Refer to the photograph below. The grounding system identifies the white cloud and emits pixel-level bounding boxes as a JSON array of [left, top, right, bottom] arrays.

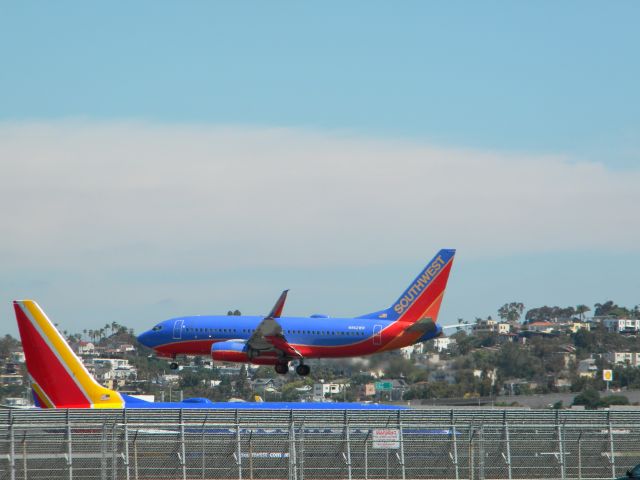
[[0, 120, 638, 274]]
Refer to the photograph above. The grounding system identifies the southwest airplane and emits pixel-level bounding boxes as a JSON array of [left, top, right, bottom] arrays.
[[137, 249, 455, 376], [13, 299, 401, 409]]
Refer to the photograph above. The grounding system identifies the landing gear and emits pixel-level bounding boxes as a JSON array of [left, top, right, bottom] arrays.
[[169, 362, 179, 370], [295, 364, 310, 376], [274, 362, 289, 375]]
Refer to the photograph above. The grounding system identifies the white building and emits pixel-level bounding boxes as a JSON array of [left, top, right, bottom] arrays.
[[527, 322, 556, 334], [313, 382, 349, 400], [497, 323, 511, 335], [3, 397, 31, 408], [76, 342, 95, 355], [159, 374, 181, 385], [602, 319, 640, 334], [91, 358, 137, 382], [606, 352, 640, 367], [0, 374, 23, 386], [9, 351, 25, 363], [92, 358, 131, 370], [400, 342, 427, 358], [577, 358, 598, 378], [433, 337, 455, 352]]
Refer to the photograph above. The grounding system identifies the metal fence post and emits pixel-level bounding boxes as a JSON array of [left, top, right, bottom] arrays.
[[556, 419, 566, 480], [123, 410, 131, 480], [180, 409, 187, 480], [101, 420, 107, 480], [111, 421, 118, 480], [608, 411, 616, 479], [450, 413, 459, 480], [299, 419, 305, 480], [132, 429, 139, 480], [503, 419, 512, 480], [478, 425, 485, 480], [345, 413, 352, 480], [449, 409, 460, 480], [248, 432, 253, 480], [289, 417, 298, 480], [469, 427, 475, 480], [66, 410, 73, 480], [21, 431, 27, 480], [398, 411, 406, 480], [235, 410, 242, 480], [201, 414, 208, 480], [9, 410, 15, 480], [364, 430, 370, 480], [577, 431, 583, 480]]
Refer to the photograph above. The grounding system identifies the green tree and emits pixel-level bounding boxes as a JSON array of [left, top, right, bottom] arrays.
[[498, 302, 525, 323], [573, 388, 602, 409], [576, 305, 590, 321]]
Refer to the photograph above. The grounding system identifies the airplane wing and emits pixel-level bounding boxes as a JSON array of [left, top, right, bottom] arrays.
[[247, 290, 303, 359]]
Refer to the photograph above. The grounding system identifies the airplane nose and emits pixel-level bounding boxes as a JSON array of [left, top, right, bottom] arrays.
[[137, 330, 153, 347]]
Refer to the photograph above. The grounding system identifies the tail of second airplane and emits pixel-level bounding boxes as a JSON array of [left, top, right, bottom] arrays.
[[358, 249, 456, 324], [13, 300, 125, 408]]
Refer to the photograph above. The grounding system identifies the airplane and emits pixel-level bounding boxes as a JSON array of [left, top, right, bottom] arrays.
[[12, 299, 403, 409], [137, 249, 456, 376]]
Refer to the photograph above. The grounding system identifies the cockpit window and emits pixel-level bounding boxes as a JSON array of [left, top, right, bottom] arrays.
[[152, 325, 163, 331]]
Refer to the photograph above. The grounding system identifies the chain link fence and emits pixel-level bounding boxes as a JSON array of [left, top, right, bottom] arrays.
[[2, 408, 640, 480]]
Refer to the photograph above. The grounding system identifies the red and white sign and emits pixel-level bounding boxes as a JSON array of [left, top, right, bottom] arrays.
[[372, 428, 400, 449]]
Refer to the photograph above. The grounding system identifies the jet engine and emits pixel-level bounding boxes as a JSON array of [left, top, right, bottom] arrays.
[[211, 341, 278, 365]]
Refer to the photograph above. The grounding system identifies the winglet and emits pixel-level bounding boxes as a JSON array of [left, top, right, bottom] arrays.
[[267, 290, 289, 319]]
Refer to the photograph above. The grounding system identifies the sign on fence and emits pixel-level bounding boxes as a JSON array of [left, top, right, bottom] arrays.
[[372, 428, 400, 449]]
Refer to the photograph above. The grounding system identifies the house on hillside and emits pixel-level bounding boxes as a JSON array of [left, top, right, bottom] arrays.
[[433, 337, 456, 352], [567, 322, 591, 333], [606, 351, 640, 367], [313, 382, 349, 400], [526, 321, 556, 334], [251, 378, 279, 392], [9, 351, 25, 363], [73, 341, 95, 356], [602, 319, 640, 334], [577, 358, 598, 378]]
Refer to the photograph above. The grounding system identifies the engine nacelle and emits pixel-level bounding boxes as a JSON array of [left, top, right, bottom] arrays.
[[210, 341, 279, 365], [211, 341, 248, 363]]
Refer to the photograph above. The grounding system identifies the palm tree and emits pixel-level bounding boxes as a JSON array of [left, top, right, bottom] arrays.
[[83, 329, 87, 340], [576, 305, 590, 322]]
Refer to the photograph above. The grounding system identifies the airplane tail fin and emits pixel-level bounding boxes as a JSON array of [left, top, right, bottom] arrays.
[[13, 300, 124, 409], [357, 249, 456, 324]]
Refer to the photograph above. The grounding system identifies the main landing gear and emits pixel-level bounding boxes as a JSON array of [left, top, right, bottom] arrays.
[[274, 363, 289, 375], [169, 362, 179, 370], [274, 361, 310, 375]]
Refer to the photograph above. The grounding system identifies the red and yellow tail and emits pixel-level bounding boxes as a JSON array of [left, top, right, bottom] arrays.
[[14, 300, 124, 408], [357, 249, 456, 324]]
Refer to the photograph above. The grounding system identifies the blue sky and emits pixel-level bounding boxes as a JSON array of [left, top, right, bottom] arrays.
[[0, 2, 638, 336]]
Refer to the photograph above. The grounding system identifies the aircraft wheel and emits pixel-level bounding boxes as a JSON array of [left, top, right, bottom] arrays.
[[296, 364, 310, 376], [169, 362, 179, 370], [274, 363, 289, 375]]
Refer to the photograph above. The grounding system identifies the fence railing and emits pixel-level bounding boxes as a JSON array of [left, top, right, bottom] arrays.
[[2, 408, 640, 480]]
